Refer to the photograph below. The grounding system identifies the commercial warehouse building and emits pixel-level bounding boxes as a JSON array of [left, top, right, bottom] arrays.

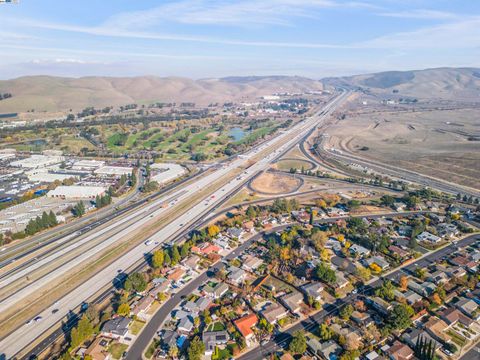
[[10, 155, 65, 169], [94, 166, 133, 177], [151, 163, 186, 184], [47, 185, 107, 200]]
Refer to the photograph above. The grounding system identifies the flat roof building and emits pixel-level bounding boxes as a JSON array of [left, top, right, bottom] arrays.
[[47, 185, 107, 200]]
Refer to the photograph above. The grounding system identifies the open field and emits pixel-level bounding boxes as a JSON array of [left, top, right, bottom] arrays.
[[276, 158, 315, 171], [326, 108, 480, 189], [250, 172, 302, 194]]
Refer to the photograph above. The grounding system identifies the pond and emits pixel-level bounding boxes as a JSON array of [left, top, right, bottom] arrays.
[[228, 127, 247, 141]]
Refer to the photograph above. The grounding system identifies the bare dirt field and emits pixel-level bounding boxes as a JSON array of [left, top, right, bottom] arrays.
[[250, 172, 302, 194], [326, 108, 480, 189]]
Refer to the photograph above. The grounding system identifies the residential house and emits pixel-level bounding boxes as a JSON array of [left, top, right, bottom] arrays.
[[195, 297, 212, 312], [366, 256, 390, 271], [368, 297, 393, 315], [177, 316, 194, 333], [84, 337, 112, 360], [439, 307, 473, 327], [301, 282, 324, 302], [242, 255, 263, 272], [455, 297, 480, 320], [228, 266, 247, 285], [402, 328, 439, 350], [261, 302, 289, 325], [280, 291, 304, 315], [161, 330, 179, 350], [350, 244, 371, 258], [101, 317, 131, 341], [417, 231, 441, 244], [233, 313, 258, 346], [334, 272, 349, 289], [167, 267, 186, 283], [203, 330, 229, 356], [315, 340, 341, 360], [227, 227, 244, 239], [203, 282, 229, 299], [351, 311, 373, 327], [191, 243, 221, 256], [132, 295, 155, 321], [425, 317, 451, 343], [183, 255, 201, 270], [388, 245, 410, 259], [427, 270, 449, 285], [386, 341, 414, 360]]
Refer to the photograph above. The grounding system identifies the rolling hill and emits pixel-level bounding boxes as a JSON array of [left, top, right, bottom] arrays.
[[0, 75, 324, 113], [1, 67, 479, 114], [323, 67, 480, 100]]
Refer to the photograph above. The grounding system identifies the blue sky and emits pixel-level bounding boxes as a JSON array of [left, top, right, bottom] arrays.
[[0, 0, 479, 79]]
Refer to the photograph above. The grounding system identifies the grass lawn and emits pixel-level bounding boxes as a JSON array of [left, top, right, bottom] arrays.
[[130, 319, 146, 335], [109, 342, 128, 359], [207, 321, 226, 332], [276, 158, 314, 171], [212, 346, 232, 360], [146, 300, 161, 315], [145, 339, 160, 359]]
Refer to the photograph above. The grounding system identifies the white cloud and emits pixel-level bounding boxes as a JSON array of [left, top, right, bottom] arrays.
[[358, 16, 480, 49], [376, 9, 459, 20]]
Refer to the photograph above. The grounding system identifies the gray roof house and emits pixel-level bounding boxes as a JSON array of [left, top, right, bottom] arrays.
[[101, 317, 131, 340], [301, 282, 324, 301], [203, 330, 229, 355], [280, 291, 304, 314]]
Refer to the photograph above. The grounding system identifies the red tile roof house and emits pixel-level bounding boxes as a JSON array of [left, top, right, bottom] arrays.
[[191, 243, 221, 256], [386, 341, 414, 360], [233, 313, 258, 346]]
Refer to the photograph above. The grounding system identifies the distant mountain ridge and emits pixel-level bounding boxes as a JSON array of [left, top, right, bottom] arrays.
[[0, 75, 324, 113], [0, 67, 479, 113], [323, 67, 480, 100]]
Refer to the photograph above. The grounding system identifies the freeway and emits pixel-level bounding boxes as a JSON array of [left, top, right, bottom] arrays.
[[0, 91, 350, 358], [238, 233, 480, 360]]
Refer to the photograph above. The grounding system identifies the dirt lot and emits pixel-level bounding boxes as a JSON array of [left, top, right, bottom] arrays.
[[327, 108, 480, 189], [250, 172, 302, 194]]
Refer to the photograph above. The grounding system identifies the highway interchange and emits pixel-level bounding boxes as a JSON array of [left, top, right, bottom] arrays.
[[0, 91, 350, 358]]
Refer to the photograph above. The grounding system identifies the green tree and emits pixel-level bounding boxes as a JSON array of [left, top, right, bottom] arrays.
[[127, 272, 147, 292], [289, 331, 307, 355], [181, 242, 190, 259], [152, 250, 165, 269], [375, 280, 396, 301], [340, 304, 354, 320], [388, 304, 414, 330], [319, 323, 333, 341], [171, 245, 181, 265], [316, 262, 336, 285], [73, 201, 86, 217], [187, 336, 205, 360], [117, 303, 131, 316], [69, 315, 94, 350]]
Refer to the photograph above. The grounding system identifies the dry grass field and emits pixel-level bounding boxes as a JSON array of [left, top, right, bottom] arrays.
[[250, 172, 301, 194], [326, 108, 480, 189]]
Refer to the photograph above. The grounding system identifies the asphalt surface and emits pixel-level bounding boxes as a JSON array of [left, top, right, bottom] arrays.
[[0, 92, 350, 358], [237, 233, 480, 360]]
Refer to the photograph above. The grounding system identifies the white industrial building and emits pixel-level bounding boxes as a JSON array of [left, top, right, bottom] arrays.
[[26, 171, 76, 183], [151, 163, 186, 184], [71, 159, 105, 171], [47, 185, 107, 200], [94, 166, 133, 177], [10, 155, 65, 169]]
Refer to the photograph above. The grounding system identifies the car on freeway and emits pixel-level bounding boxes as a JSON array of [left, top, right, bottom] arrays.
[[34, 316, 42, 322], [145, 240, 153, 246], [52, 309, 59, 314], [26, 319, 33, 326]]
